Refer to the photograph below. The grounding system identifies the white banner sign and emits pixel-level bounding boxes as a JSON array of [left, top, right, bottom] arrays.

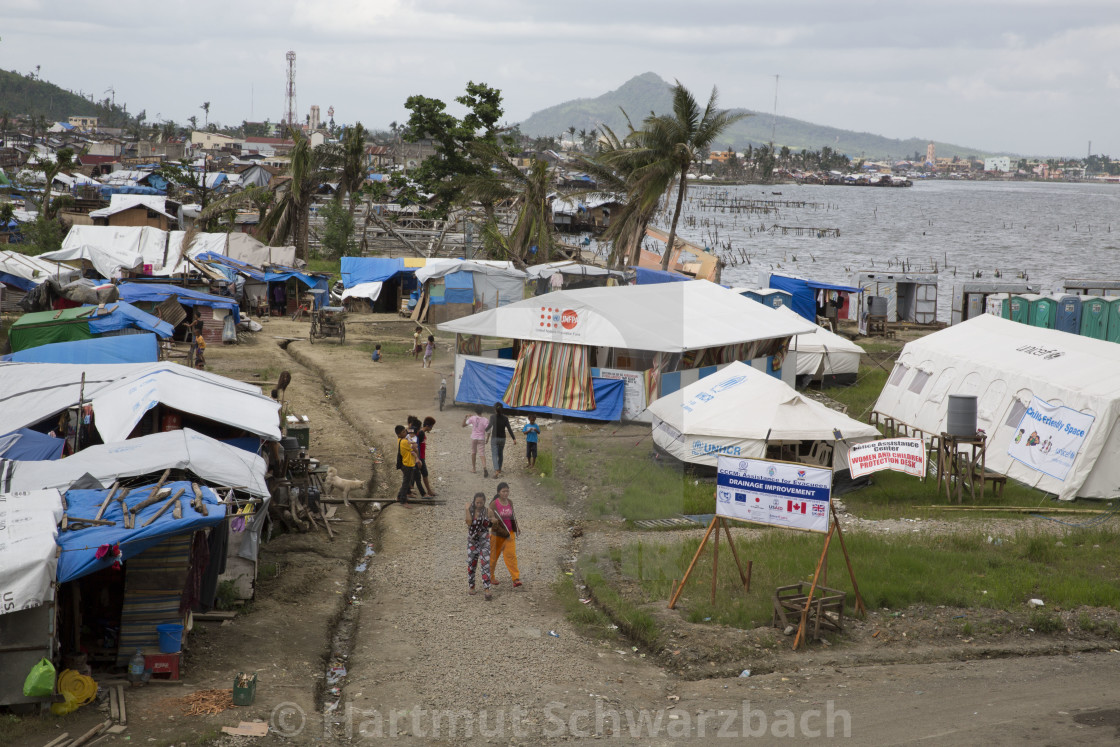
[[716, 456, 832, 533], [592, 367, 647, 421], [1007, 397, 1094, 481], [847, 438, 927, 478]]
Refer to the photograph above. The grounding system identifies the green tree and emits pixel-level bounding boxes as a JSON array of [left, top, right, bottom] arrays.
[[315, 198, 356, 259], [37, 147, 77, 221], [403, 81, 504, 216], [258, 130, 341, 262], [157, 159, 224, 228], [337, 122, 368, 215], [628, 81, 748, 270]]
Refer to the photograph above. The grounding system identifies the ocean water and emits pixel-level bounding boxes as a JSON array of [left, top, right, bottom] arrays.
[[644, 180, 1120, 321]]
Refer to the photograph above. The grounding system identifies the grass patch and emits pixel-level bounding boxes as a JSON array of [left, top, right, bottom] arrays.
[[821, 367, 889, 422], [356, 340, 416, 361], [613, 527, 1120, 631], [306, 257, 341, 285], [582, 563, 662, 650], [533, 451, 567, 504], [553, 573, 614, 638]]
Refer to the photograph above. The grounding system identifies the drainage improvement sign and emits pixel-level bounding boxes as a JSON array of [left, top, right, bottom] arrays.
[[716, 456, 832, 533]]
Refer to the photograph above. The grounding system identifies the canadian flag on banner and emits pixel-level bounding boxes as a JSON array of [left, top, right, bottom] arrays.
[[788, 500, 807, 514]]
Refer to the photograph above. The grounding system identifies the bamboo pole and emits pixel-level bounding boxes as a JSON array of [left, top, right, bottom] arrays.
[[93, 482, 120, 521], [668, 516, 719, 609], [793, 520, 836, 651]]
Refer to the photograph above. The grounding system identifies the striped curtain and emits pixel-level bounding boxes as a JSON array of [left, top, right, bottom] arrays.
[[504, 341, 596, 411]]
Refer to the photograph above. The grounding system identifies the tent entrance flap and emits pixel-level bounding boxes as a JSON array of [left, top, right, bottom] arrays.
[[504, 341, 596, 412]]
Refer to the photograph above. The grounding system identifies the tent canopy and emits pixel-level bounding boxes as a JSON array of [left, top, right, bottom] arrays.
[[767, 272, 862, 321], [6, 333, 160, 364], [8, 303, 173, 352], [873, 314, 1120, 500], [777, 307, 865, 378], [116, 282, 240, 324], [0, 489, 63, 615], [0, 428, 65, 461], [0, 361, 281, 442], [647, 361, 880, 467], [629, 266, 691, 285], [341, 256, 423, 287], [0, 428, 270, 498], [57, 480, 225, 583], [439, 281, 815, 353], [51, 225, 170, 278], [526, 261, 624, 279], [415, 259, 526, 284], [456, 358, 624, 421], [0, 250, 80, 290]]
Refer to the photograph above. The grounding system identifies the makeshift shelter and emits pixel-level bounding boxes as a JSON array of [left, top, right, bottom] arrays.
[[762, 271, 862, 323], [737, 287, 793, 310], [872, 314, 1120, 500], [852, 271, 938, 324], [411, 259, 527, 322], [525, 261, 624, 296], [776, 307, 865, 386], [339, 256, 426, 312], [630, 266, 691, 285], [7, 303, 174, 352], [0, 429, 64, 461], [49, 225, 170, 278], [0, 250, 80, 311], [440, 281, 815, 421], [647, 361, 880, 469], [455, 357, 625, 421], [0, 361, 282, 445], [226, 233, 297, 268], [5, 333, 160, 364], [116, 282, 241, 342]]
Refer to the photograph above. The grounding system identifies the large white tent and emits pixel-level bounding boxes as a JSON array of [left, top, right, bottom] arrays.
[[872, 314, 1120, 500], [0, 429, 269, 498], [779, 307, 865, 384], [648, 361, 880, 468], [0, 361, 281, 442], [0, 489, 63, 615], [48, 225, 169, 278], [439, 280, 815, 352], [0, 250, 80, 287]]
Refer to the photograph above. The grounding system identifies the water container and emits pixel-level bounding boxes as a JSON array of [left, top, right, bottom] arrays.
[[868, 295, 888, 316], [157, 623, 184, 654], [128, 648, 146, 683], [946, 395, 978, 437]]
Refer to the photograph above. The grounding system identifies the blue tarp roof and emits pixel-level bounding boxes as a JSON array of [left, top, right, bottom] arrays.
[[7, 333, 160, 364], [87, 302, 176, 338], [98, 185, 166, 197], [630, 266, 692, 285], [456, 358, 625, 421], [0, 270, 36, 291], [340, 257, 414, 287], [57, 480, 226, 583], [195, 252, 265, 281], [116, 282, 240, 324], [767, 273, 862, 321], [0, 428, 65, 461]]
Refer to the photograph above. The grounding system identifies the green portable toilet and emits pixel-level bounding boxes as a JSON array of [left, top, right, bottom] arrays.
[[1108, 298, 1120, 344], [1006, 294, 1033, 324], [1080, 297, 1109, 340], [1029, 295, 1057, 329]]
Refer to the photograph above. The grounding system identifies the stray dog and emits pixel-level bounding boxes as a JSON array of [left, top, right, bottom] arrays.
[[324, 466, 367, 506]]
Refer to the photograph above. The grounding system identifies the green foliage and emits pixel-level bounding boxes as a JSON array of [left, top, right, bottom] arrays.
[[0, 68, 143, 127], [553, 574, 615, 639], [19, 216, 65, 253], [316, 199, 356, 259], [582, 564, 662, 649]]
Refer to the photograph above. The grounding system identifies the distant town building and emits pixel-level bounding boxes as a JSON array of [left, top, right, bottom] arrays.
[[926, 141, 935, 168], [984, 156, 1012, 172], [69, 115, 99, 129], [309, 105, 321, 131], [191, 131, 241, 150]]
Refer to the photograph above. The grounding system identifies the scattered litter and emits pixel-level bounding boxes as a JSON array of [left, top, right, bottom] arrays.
[[631, 646, 638, 652], [783, 626, 795, 636], [607, 624, 618, 630], [872, 630, 881, 638], [355, 562, 368, 572], [161, 689, 235, 716], [703, 617, 711, 622], [579, 599, 592, 604], [548, 630, 560, 638], [1028, 598, 1045, 608], [221, 721, 269, 737], [326, 664, 347, 685], [364, 545, 376, 557], [952, 615, 966, 619], [739, 670, 751, 678], [615, 650, 629, 656]]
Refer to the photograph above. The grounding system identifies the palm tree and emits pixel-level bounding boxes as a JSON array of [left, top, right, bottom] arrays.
[[38, 148, 77, 221], [201, 102, 210, 127], [336, 122, 367, 216], [567, 126, 576, 150], [631, 82, 748, 270], [258, 130, 341, 261]]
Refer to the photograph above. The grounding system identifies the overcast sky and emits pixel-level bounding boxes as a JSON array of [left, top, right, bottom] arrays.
[[4, 1, 1119, 156]]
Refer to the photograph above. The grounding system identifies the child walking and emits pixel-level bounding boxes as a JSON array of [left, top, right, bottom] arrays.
[[412, 326, 423, 358], [422, 335, 434, 368], [466, 492, 494, 600], [522, 415, 540, 469]]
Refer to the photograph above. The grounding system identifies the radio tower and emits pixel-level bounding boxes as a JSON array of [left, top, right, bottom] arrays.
[[283, 51, 297, 134]]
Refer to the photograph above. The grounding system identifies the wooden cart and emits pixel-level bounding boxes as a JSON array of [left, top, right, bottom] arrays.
[[309, 306, 347, 344]]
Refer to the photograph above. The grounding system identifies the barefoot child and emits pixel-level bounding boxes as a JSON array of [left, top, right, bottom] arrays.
[[522, 415, 540, 469]]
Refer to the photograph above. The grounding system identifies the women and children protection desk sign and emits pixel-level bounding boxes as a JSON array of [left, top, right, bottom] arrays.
[[716, 456, 832, 533]]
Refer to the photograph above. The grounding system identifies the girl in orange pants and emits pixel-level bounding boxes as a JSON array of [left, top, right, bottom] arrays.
[[489, 483, 521, 587]]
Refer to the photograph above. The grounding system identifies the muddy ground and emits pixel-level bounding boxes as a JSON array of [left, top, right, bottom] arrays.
[[11, 313, 1120, 745]]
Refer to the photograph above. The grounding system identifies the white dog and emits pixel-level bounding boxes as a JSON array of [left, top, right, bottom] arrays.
[[324, 466, 367, 506]]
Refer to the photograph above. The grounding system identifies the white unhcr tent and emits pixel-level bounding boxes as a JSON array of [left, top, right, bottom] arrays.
[[648, 362, 880, 469], [0, 250, 80, 287], [872, 314, 1120, 500], [0, 362, 281, 442], [779, 307, 865, 385], [440, 281, 815, 352], [0, 429, 269, 498], [0, 489, 64, 614]]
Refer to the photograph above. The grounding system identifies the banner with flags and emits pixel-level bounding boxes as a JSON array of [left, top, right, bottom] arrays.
[[716, 456, 832, 533], [847, 438, 927, 478]]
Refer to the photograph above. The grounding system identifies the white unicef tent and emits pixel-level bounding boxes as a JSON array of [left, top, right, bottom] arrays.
[[779, 307, 865, 384], [440, 281, 815, 352], [872, 314, 1120, 500], [0, 429, 269, 498], [647, 361, 880, 468], [0, 362, 281, 442]]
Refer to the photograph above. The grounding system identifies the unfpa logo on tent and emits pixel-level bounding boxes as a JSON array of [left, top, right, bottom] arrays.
[[538, 307, 579, 330]]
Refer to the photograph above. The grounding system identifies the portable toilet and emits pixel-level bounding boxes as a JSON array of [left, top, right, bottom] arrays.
[[742, 287, 793, 310], [985, 293, 1008, 317], [1029, 295, 1057, 329], [1051, 294, 1081, 335], [1005, 294, 1032, 324], [1108, 298, 1120, 344], [1080, 297, 1109, 340]]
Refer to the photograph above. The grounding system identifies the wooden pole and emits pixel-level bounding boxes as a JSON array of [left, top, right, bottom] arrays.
[[711, 519, 720, 605], [75, 372, 86, 452], [141, 489, 185, 528], [793, 520, 836, 651], [668, 516, 719, 609], [719, 518, 750, 590], [830, 504, 866, 615], [93, 482, 120, 521]]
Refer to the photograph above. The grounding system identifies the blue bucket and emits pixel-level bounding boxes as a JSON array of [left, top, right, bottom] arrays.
[[156, 623, 184, 654]]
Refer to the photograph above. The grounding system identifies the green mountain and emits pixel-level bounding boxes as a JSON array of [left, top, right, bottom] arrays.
[[0, 68, 137, 127], [517, 72, 989, 161]]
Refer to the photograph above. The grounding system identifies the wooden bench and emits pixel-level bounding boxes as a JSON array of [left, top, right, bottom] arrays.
[[772, 583, 846, 639], [972, 467, 1008, 498]]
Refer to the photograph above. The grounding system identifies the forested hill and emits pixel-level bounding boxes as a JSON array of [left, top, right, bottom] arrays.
[[0, 68, 137, 127], [517, 72, 988, 161]]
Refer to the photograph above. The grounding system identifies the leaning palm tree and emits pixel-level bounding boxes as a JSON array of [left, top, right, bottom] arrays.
[[337, 122, 367, 215], [258, 130, 341, 261], [631, 82, 748, 271]]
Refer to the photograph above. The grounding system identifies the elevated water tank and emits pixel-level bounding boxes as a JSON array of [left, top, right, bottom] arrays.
[[946, 394, 978, 438]]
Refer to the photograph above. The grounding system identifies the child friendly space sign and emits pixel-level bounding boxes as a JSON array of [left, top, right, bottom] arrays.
[[1007, 396, 1094, 481], [716, 456, 832, 533]]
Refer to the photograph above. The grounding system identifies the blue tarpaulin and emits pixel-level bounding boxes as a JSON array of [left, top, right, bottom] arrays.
[[7, 333, 159, 364], [87, 303, 176, 338], [98, 185, 166, 197], [340, 257, 412, 287], [441, 271, 474, 305], [630, 266, 691, 285], [57, 480, 226, 583], [457, 359, 625, 421], [0, 428, 65, 461], [116, 282, 240, 325], [767, 274, 862, 322], [0, 270, 36, 291]]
